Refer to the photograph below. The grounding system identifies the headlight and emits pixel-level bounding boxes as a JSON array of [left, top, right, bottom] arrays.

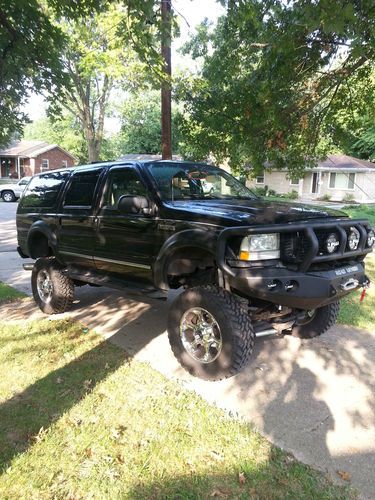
[[326, 233, 340, 254], [367, 229, 375, 248], [347, 227, 360, 251], [239, 233, 280, 261]]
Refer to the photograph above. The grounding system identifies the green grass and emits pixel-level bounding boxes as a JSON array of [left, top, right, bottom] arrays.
[[344, 205, 375, 226], [339, 252, 375, 330], [338, 205, 375, 329], [0, 282, 26, 302], [0, 315, 354, 499]]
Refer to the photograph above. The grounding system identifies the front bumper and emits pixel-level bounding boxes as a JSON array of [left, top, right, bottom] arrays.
[[228, 263, 369, 309]]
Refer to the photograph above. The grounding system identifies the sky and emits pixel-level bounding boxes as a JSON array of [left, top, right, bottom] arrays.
[[23, 0, 225, 124]]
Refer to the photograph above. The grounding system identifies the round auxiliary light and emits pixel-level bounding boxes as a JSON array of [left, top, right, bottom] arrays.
[[326, 233, 340, 254], [367, 229, 375, 248], [347, 227, 360, 251]]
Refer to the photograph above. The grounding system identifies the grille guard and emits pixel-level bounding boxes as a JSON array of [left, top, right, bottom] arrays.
[[217, 218, 373, 277]]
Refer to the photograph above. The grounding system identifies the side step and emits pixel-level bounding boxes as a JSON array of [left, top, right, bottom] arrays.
[[64, 266, 168, 300]]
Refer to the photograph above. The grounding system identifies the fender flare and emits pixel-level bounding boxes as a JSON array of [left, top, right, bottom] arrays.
[[153, 228, 219, 289], [27, 221, 57, 258]]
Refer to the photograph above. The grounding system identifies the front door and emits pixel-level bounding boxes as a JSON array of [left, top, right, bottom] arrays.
[[93, 166, 157, 284], [311, 172, 319, 194], [57, 168, 103, 268]]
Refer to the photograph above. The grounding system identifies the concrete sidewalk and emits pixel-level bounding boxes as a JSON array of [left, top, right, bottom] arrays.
[[1, 203, 375, 498]]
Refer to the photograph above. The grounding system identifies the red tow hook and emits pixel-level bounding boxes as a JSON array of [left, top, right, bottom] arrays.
[[360, 280, 370, 303]]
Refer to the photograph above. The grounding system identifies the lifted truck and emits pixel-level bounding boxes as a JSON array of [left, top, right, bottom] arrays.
[[16, 161, 374, 380]]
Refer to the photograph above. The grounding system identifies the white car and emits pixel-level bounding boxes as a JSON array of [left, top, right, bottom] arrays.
[[0, 177, 31, 202]]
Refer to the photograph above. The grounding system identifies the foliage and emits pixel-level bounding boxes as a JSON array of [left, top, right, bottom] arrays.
[[343, 193, 356, 203], [0, 312, 354, 498], [118, 90, 181, 155], [0, 0, 169, 152], [319, 194, 332, 202], [47, 3, 150, 162], [23, 116, 87, 163], [179, 0, 375, 176]]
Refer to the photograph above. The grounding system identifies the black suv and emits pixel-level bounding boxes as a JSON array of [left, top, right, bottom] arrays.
[[16, 160, 374, 380]]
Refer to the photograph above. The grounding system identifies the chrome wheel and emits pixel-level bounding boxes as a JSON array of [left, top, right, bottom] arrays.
[[36, 270, 53, 303], [180, 307, 222, 364]]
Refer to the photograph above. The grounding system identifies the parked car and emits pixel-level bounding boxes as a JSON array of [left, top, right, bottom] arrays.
[[16, 161, 374, 380], [0, 177, 31, 202]]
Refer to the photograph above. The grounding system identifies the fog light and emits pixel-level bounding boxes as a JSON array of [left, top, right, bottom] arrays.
[[326, 233, 340, 254], [367, 229, 375, 248], [347, 227, 360, 251]]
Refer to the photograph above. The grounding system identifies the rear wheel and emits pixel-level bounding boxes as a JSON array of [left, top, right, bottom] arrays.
[[291, 302, 340, 339], [2, 190, 16, 202], [168, 286, 255, 380], [31, 258, 74, 314]]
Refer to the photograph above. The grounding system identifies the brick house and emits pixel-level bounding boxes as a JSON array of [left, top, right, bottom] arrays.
[[0, 140, 76, 178]]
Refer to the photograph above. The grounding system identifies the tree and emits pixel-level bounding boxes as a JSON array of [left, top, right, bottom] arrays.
[[118, 90, 181, 155], [0, 0, 105, 148], [0, 0, 167, 151], [23, 116, 87, 163], [179, 0, 375, 175]]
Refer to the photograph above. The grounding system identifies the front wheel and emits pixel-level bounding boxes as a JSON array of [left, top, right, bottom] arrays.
[[31, 258, 74, 314], [291, 301, 340, 339], [2, 190, 16, 202], [168, 286, 255, 380]]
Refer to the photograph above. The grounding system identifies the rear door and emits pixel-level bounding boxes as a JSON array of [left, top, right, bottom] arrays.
[[56, 168, 104, 268], [93, 166, 157, 284]]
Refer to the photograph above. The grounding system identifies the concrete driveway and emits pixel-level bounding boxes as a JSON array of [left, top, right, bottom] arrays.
[[1, 201, 374, 498]]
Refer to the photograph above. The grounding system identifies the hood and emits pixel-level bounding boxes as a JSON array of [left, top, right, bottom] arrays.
[[163, 198, 348, 226]]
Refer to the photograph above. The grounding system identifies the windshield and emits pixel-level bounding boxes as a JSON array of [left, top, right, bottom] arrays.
[[146, 163, 257, 201]]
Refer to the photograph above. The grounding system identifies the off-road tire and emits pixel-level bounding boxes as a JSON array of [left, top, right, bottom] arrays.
[[168, 286, 255, 380], [2, 190, 16, 202], [32, 257, 74, 314], [291, 301, 340, 339]]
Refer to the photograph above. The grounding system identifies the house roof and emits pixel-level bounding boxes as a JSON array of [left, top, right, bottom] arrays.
[[0, 140, 76, 159], [317, 154, 375, 171]]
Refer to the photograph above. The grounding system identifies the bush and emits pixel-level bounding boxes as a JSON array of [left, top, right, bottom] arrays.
[[343, 193, 356, 203], [283, 190, 299, 200], [318, 194, 331, 201], [253, 186, 268, 196]]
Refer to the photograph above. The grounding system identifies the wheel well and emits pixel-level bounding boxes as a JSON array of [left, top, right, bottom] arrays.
[[28, 232, 54, 259], [166, 246, 216, 287]]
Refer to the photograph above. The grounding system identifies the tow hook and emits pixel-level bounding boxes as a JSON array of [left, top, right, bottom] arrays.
[[360, 279, 370, 303]]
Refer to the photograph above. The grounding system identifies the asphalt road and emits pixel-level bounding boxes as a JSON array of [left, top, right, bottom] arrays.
[[1, 200, 374, 498]]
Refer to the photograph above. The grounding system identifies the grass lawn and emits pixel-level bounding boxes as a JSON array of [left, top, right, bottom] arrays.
[[0, 293, 353, 498], [0, 282, 26, 302]]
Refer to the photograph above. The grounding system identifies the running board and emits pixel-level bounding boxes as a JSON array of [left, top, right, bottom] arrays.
[[64, 266, 168, 300]]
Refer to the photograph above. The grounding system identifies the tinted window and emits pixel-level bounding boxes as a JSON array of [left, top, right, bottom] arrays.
[[21, 171, 70, 208], [103, 168, 147, 208], [64, 170, 102, 207]]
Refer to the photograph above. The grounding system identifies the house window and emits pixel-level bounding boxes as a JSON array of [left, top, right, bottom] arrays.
[[289, 177, 300, 186], [62, 160, 68, 167], [256, 172, 265, 184], [329, 172, 355, 190], [41, 159, 49, 171]]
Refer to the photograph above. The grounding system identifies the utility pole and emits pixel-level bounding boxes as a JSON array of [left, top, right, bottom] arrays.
[[161, 0, 172, 160]]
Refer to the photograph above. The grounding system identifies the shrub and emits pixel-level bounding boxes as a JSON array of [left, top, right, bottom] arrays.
[[343, 193, 356, 203], [318, 194, 331, 201], [283, 190, 299, 200]]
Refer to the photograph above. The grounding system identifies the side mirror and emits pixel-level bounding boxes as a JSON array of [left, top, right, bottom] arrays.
[[117, 195, 150, 214]]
